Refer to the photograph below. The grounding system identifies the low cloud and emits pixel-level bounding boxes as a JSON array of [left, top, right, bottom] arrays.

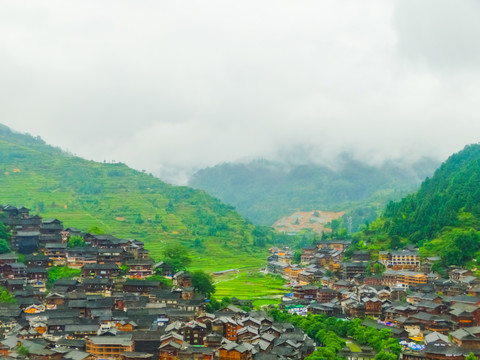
[[1, 0, 479, 184]]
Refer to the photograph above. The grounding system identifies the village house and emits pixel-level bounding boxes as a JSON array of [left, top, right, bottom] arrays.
[[97, 247, 124, 264], [450, 269, 473, 282], [285, 264, 302, 280], [300, 246, 317, 265], [126, 258, 154, 278], [218, 343, 254, 360], [85, 335, 134, 358], [293, 285, 317, 300], [123, 279, 163, 294], [316, 240, 351, 251], [26, 253, 50, 268], [67, 247, 98, 267], [25, 267, 48, 287], [383, 270, 428, 288], [39, 218, 64, 245], [183, 321, 207, 345], [379, 250, 421, 271], [173, 271, 193, 287], [82, 263, 120, 278], [45, 242, 67, 264], [363, 297, 383, 318], [11, 230, 40, 254], [317, 287, 340, 303], [121, 352, 154, 360], [343, 262, 367, 280], [352, 251, 371, 262], [82, 278, 113, 294], [450, 303, 480, 328], [213, 317, 241, 341], [266, 261, 289, 275]]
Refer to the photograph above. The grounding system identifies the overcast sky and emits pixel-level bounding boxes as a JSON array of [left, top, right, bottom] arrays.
[[1, 0, 480, 184]]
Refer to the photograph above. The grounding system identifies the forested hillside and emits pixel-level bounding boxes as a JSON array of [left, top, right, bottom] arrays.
[[364, 144, 480, 267], [0, 124, 272, 271], [189, 156, 438, 228]]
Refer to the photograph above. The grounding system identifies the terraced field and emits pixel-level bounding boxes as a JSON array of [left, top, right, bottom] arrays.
[[212, 270, 286, 305]]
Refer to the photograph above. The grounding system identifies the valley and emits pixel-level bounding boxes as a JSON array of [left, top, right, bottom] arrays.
[[189, 157, 439, 229], [2, 124, 480, 360]]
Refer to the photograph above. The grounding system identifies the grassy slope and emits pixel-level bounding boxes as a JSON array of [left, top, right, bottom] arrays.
[[0, 125, 270, 280]]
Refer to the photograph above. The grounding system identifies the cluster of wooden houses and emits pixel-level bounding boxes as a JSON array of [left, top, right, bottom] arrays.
[[267, 241, 480, 360], [0, 205, 315, 359]]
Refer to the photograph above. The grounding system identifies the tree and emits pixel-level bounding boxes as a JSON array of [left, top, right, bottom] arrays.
[[389, 235, 402, 250], [373, 263, 385, 274], [365, 263, 372, 276], [146, 275, 173, 287], [17, 345, 29, 356], [331, 219, 341, 233], [87, 226, 104, 234], [0, 221, 10, 242], [68, 235, 85, 248], [47, 267, 81, 288], [0, 239, 10, 254], [431, 262, 447, 278], [162, 244, 191, 273], [192, 270, 216, 297], [166, 201, 175, 213], [193, 238, 204, 249], [135, 213, 144, 224], [119, 265, 130, 276], [465, 353, 478, 360], [36, 201, 45, 212], [0, 287, 16, 304]]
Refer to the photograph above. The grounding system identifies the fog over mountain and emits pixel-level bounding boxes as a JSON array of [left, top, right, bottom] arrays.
[[1, 0, 480, 184]]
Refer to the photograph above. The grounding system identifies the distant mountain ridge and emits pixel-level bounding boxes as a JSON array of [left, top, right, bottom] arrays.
[[0, 124, 270, 272], [189, 156, 439, 228]]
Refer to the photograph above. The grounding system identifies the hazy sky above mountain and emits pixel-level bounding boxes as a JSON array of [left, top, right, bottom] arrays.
[[1, 0, 480, 184]]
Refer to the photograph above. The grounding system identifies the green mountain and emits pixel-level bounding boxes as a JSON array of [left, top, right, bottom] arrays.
[[366, 144, 480, 267], [0, 124, 271, 272], [189, 156, 438, 229]]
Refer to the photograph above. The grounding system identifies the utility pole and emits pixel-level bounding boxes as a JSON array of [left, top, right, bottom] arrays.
[[347, 216, 352, 234]]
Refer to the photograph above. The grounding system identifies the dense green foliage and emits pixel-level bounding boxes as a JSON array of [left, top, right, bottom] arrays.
[[382, 144, 480, 242], [189, 156, 437, 227], [465, 353, 478, 360], [47, 266, 81, 287], [0, 220, 10, 241], [364, 144, 480, 267], [17, 346, 30, 356], [0, 221, 11, 253], [191, 270, 216, 297], [0, 239, 10, 254], [67, 235, 86, 248], [0, 287, 16, 304], [205, 296, 234, 313], [162, 244, 192, 273], [0, 124, 274, 272], [269, 309, 401, 360]]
